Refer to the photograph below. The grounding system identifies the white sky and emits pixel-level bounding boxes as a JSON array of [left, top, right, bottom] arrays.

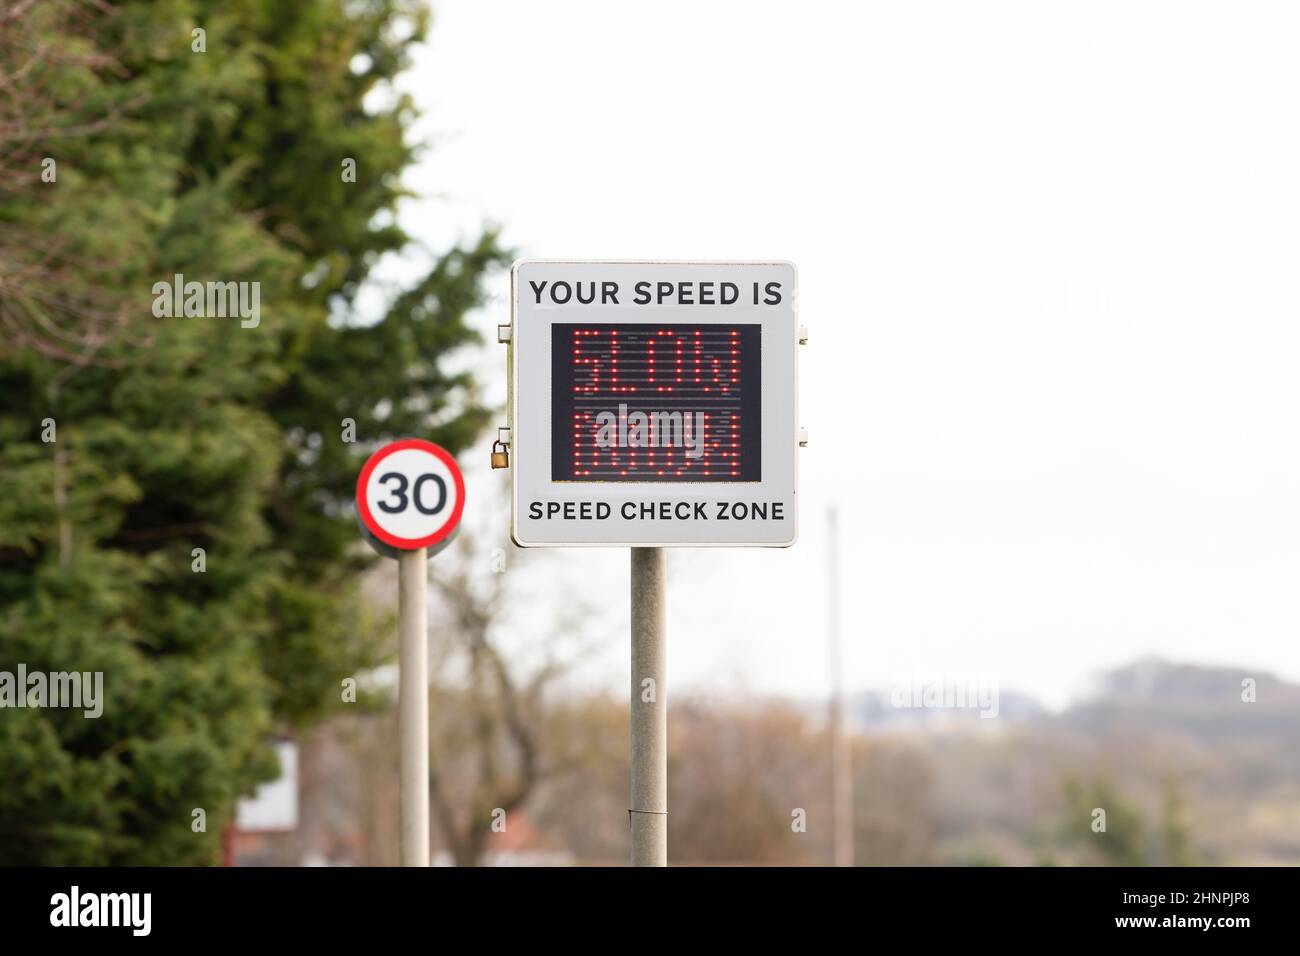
[[385, 1, 1300, 708]]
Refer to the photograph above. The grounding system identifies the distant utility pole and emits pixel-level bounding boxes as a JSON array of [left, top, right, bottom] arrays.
[[827, 506, 854, 866]]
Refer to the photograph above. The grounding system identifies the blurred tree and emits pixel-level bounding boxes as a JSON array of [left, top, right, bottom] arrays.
[[0, 0, 505, 864], [852, 738, 936, 865], [668, 699, 827, 865], [1059, 777, 1147, 866], [423, 529, 595, 867], [525, 693, 629, 863], [0, 0, 148, 364], [1056, 774, 1199, 866]]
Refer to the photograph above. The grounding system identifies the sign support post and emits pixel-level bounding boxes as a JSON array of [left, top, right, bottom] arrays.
[[398, 546, 429, 867], [355, 438, 466, 868], [630, 546, 667, 866]]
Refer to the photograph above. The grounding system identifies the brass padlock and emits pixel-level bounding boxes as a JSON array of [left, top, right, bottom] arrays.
[[490, 439, 509, 469]]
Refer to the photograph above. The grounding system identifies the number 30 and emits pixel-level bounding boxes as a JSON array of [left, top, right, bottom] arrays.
[[377, 472, 447, 515]]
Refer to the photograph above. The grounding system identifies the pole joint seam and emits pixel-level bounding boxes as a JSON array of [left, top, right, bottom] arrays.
[[628, 808, 669, 815]]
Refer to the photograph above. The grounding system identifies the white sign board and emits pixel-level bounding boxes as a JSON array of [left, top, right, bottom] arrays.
[[510, 260, 799, 547]]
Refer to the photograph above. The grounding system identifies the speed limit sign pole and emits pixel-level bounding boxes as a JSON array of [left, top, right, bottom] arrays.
[[356, 438, 466, 868], [397, 545, 429, 866]]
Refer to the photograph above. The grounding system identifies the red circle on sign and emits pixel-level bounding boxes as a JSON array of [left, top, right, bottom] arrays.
[[355, 439, 466, 550]]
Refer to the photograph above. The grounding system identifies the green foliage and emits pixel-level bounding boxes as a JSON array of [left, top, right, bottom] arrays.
[[0, 0, 505, 864], [1060, 777, 1148, 866], [1059, 775, 1198, 867]]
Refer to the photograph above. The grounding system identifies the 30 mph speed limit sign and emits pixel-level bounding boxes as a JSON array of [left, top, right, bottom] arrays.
[[356, 439, 465, 550], [354, 438, 464, 867]]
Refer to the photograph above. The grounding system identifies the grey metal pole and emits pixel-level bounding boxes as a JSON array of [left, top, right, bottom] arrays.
[[828, 507, 855, 866], [630, 546, 668, 866], [398, 547, 429, 867]]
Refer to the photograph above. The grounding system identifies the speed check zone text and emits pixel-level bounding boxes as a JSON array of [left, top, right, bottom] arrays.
[[510, 261, 800, 547]]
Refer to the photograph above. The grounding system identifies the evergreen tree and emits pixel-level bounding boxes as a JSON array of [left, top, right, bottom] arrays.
[[0, 0, 504, 864]]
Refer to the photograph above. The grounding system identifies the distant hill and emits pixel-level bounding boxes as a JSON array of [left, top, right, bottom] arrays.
[[849, 658, 1300, 866], [839, 658, 1299, 745], [1063, 657, 1300, 749]]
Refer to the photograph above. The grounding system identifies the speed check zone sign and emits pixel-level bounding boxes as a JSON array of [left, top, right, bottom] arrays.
[[356, 439, 465, 550], [509, 260, 801, 547]]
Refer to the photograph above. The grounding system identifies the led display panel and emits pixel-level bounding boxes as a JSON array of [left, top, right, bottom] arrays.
[[550, 323, 761, 482]]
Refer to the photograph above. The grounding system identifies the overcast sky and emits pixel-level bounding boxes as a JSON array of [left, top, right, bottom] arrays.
[[382, 1, 1300, 708]]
